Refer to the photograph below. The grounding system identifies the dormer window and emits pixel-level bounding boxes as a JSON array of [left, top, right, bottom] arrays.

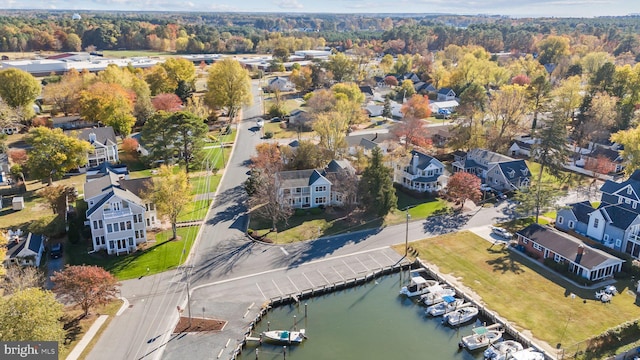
[[508, 170, 515, 178], [521, 169, 528, 176], [628, 187, 633, 195]]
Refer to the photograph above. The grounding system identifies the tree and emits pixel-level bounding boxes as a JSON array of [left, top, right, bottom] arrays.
[[401, 94, 431, 120], [52, 265, 119, 317], [8, 148, 27, 166], [382, 97, 393, 118], [288, 140, 329, 170], [384, 75, 398, 87], [312, 111, 349, 159], [249, 171, 292, 232], [170, 111, 208, 173], [485, 84, 528, 152], [145, 165, 191, 239], [26, 127, 92, 185], [445, 172, 481, 210], [0, 68, 41, 110], [391, 117, 431, 149], [65, 33, 82, 52], [161, 57, 196, 93], [290, 66, 312, 91], [175, 79, 195, 102], [205, 58, 252, 121], [514, 185, 561, 217], [0, 288, 64, 342], [358, 147, 397, 217], [527, 75, 551, 131], [379, 54, 394, 74], [134, 93, 155, 126], [78, 82, 136, 135], [141, 112, 177, 165], [551, 75, 583, 122], [399, 79, 415, 100], [38, 185, 77, 217], [536, 35, 570, 65], [325, 52, 357, 82], [532, 113, 569, 223], [42, 68, 84, 116], [145, 65, 173, 96], [121, 137, 139, 155], [2, 265, 45, 295], [611, 126, 640, 176], [573, 92, 617, 147], [152, 93, 183, 112], [272, 47, 290, 63]]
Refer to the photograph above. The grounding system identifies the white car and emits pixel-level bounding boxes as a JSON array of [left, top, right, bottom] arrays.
[[256, 119, 265, 128], [480, 184, 492, 192], [490, 226, 513, 240]]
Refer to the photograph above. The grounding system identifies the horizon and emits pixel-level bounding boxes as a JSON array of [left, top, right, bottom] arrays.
[[4, 1, 640, 19]]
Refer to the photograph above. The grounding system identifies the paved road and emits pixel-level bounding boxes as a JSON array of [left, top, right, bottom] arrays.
[[87, 81, 522, 360]]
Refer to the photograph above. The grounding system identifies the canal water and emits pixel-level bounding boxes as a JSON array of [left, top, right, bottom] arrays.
[[240, 271, 486, 360]]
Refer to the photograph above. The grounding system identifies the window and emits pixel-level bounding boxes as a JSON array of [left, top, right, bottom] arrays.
[[557, 216, 564, 225], [569, 221, 575, 229], [626, 198, 631, 204], [616, 239, 622, 247], [115, 223, 120, 232], [628, 187, 633, 195], [296, 188, 301, 193], [101, 236, 105, 245], [427, 170, 433, 177], [315, 185, 327, 192], [120, 222, 126, 231], [99, 220, 103, 229], [107, 224, 113, 233], [93, 220, 98, 229], [112, 202, 121, 211], [149, 203, 155, 211], [133, 215, 137, 223], [522, 238, 528, 244], [533, 243, 543, 251], [126, 221, 132, 230], [109, 240, 115, 249], [145, 204, 149, 211], [315, 197, 327, 204], [634, 202, 638, 209], [604, 234, 610, 241], [594, 219, 599, 228], [146, 218, 150, 226], [138, 214, 142, 223], [554, 254, 563, 262], [129, 237, 134, 246]]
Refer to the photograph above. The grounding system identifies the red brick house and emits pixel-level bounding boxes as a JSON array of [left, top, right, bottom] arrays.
[[516, 224, 624, 281]]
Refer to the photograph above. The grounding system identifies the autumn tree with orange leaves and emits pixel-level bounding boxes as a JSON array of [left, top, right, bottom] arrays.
[[52, 265, 119, 317], [401, 94, 432, 120], [445, 172, 482, 210]]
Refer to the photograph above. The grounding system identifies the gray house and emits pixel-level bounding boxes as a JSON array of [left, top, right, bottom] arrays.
[[556, 201, 592, 235], [452, 149, 530, 192]]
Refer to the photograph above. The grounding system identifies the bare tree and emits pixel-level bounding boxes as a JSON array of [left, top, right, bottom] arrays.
[[2, 266, 45, 295]]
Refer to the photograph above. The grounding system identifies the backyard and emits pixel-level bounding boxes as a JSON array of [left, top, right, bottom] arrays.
[[393, 231, 640, 358]]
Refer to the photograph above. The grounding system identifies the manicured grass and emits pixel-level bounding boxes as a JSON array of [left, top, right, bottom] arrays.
[[542, 210, 557, 219], [263, 121, 307, 139], [189, 174, 221, 195], [527, 161, 592, 189], [393, 231, 640, 355], [177, 200, 209, 222], [497, 216, 549, 232], [60, 300, 123, 360], [394, 191, 449, 221], [67, 226, 198, 280], [201, 147, 232, 170]]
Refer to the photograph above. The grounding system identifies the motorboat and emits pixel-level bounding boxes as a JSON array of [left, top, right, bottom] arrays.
[[460, 323, 504, 351], [484, 340, 524, 360], [425, 296, 465, 317], [506, 347, 545, 360], [444, 305, 479, 326], [261, 329, 307, 344], [399, 276, 439, 297], [421, 286, 457, 305]]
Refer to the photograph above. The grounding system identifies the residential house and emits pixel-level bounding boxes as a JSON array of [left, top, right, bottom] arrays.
[[346, 132, 394, 156], [394, 150, 446, 193], [66, 126, 119, 168], [267, 76, 295, 92], [583, 146, 624, 175], [437, 88, 457, 101], [452, 149, 531, 191], [52, 115, 94, 131], [555, 170, 640, 259], [508, 140, 534, 158], [84, 171, 159, 255], [0, 153, 9, 185], [516, 224, 624, 281], [429, 100, 459, 114], [399, 72, 421, 83], [365, 103, 384, 117], [275, 169, 339, 208], [86, 162, 130, 182], [288, 109, 311, 127], [429, 125, 453, 148], [4, 232, 45, 268], [359, 86, 374, 100]]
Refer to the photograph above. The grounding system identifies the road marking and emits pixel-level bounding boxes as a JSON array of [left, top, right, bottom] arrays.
[[317, 269, 330, 284], [256, 283, 267, 300], [356, 257, 369, 272], [332, 266, 345, 280], [381, 251, 396, 262], [302, 273, 315, 288], [287, 276, 300, 292], [192, 246, 392, 292], [342, 259, 357, 275], [368, 254, 383, 268], [280, 247, 290, 256], [272, 279, 283, 295]]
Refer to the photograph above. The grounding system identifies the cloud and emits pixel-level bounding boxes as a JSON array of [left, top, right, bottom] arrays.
[[275, 0, 303, 9]]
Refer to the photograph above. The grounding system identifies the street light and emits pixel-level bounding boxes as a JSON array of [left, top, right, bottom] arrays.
[[405, 211, 411, 256]]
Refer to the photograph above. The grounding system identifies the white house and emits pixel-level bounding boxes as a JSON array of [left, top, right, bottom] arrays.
[[84, 171, 159, 255], [437, 88, 457, 101], [394, 150, 446, 193], [66, 126, 119, 168], [267, 76, 295, 92], [276, 169, 339, 208], [4, 232, 45, 268]]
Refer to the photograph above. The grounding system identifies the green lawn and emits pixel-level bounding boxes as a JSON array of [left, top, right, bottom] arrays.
[[395, 191, 449, 220], [189, 174, 221, 195], [497, 216, 549, 232], [263, 121, 309, 139], [201, 147, 232, 170], [66, 226, 198, 280], [177, 200, 209, 222], [527, 161, 592, 189], [393, 231, 640, 357]]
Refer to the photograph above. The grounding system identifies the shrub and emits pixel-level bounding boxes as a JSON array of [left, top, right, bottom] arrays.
[[261, 237, 273, 244], [294, 209, 306, 216], [121, 137, 139, 155], [309, 207, 323, 215], [264, 131, 274, 139]]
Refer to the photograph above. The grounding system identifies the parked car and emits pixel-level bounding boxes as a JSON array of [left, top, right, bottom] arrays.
[[50, 243, 63, 259], [490, 226, 512, 240], [480, 184, 492, 192], [256, 119, 265, 128]]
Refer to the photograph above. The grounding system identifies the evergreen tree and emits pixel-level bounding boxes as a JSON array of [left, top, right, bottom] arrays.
[[358, 147, 397, 217], [382, 97, 392, 119]]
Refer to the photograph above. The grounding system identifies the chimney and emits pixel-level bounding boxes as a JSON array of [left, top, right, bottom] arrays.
[[412, 153, 419, 173], [89, 132, 96, 143], [575, 244, 584, 264]]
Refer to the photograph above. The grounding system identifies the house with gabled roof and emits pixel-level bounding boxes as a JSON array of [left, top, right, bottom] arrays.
[[84, 170, 159, 255], [346, 132, 394, 156], [452, 148, 530, 191], [556, 201, 593, 235], [508, 140, 534, 158], [276, 169, 333, 209], [583, 145, 624, 175], [516, 224, 624, 282], [394, 150, 446, 193], [65, 126, 119, 168], [4, 232, 46, 268], [437, 88, 456, 101]]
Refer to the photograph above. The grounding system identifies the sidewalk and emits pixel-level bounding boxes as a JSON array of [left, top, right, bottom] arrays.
[[66, 315, 108, 360]]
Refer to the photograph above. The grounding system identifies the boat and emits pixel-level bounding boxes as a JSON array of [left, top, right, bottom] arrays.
[[484, 340, 524, 360], [425, 296, 465, 317], [399, 276, 439, 297], [506, 347, 545, 360], [261, 329, 307, 344], [459, 323, 504, 351], [421, 286, 457, 305], [444, 305, 479, 326]]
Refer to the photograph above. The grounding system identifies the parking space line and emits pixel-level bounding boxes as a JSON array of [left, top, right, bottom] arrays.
[[271, 279, 283, 295], [317, 269, 329, 284], [342, 259, 357, 275], [287, 276, 300, 292], [332, 266, 345, 280], [303, 273, 314, 288], [355, 257, 369, 272], [256, 283, 267, 300], [280, 247, 289, 256], [381, 251, 396, 263], [368, 254, 383, 268]]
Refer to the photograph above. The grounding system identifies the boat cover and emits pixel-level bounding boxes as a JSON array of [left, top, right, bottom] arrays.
[[443, 295, 456, 303]]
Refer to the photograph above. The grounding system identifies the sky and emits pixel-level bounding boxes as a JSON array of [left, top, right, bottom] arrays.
[[5, 0, 640, 18]]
